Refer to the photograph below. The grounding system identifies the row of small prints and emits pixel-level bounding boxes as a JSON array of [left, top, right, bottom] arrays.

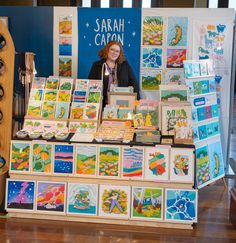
[[10, 140, 195, 183], [6, 179, 198, 223]]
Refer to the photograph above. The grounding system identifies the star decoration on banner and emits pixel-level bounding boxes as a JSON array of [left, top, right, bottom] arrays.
[[84, 35, 86, 39], [128, 44, 131, 47], [128, 21, 131, 24], [85, 22, 89, 28], [132, 32, 136, 37]]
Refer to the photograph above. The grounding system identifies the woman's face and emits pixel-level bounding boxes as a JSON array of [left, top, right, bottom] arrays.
[[107, 44, 120, 62]]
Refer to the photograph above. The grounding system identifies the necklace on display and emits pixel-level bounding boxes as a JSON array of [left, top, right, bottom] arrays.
[[106, 60, 115, 69]]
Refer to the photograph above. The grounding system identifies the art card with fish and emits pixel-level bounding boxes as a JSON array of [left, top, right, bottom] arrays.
[[67, 183, 98, 215], [44, 90, 58, 102], [27, 101, 42, 117], [196, 146, 211, 188], [59, 15, 72, 35], [167, 17, 188, 47], [131, 187, 163, 220], [59, 36, 72, 56], [36, 181, 66, 214], [98, 145, 120, 178], [57, 90, 71, 102], [99, 184, 130, 218], [75, 144, 97, 176], [166, 48, 187, 68], [207, 141, 224, 179], [142, 16, 164, 46], [141, 69, 162, 91], [144, 147, 170, 181], [32, 77, 46, 89], [59, 78, 74, 91], [29, 89, 44, 101], [45, 77, 59, 90], [5, 179, 35, 212], [169, 148, 194, 183], [31, 142, 53, 174], [122, 147, 144, 178], [41, 101, 56, 119], [84, 103, 99, 120], [53, 144, 74, 174], [59, 57, 72, 77], [10, 141, 31, 173], [73, 90, 87, 102], [165, 188, 198, 222], [142, 47, 162, 68], [164, 69, 185, 85], [55, 102, 70, 119]]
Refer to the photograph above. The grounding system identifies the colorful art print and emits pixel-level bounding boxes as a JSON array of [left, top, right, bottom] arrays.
[[31, 142, 53, 174], [75, 79, 89, 90], [99, 184, 130, 218], [198, 125, 208, 140], [59, 15, 72, 35], [53, 144, 74, 174], [160, 85, 188, 102], [192, 63, 201, 77], [122, 147, 144, 178], [211, 121, 220, 136], [193, 81, 202, 95], [98, 145, 120, 177], [208, 141, 224, 179], [108, 92, 136, 109], [199, 62, 208, 76], [103, 106, 118, 119], [59, 36, 72, 56], [133, 113, 145, 128], [87, 91, 101, 103], [29, 89, 44, 101], [161, 104, 192, 135], [167, 16, 188, 47], [131, 187, 163, 220], [88, 80, 103, 92], [36, 181, 66, 214], [27, 101, 42, 117], [169, 148, 194, 183], [144, 147, 169, 181], [211, 104, 219, 118], [205, 106, 212, 119], [45, 77, 59, 90], [84, 103, 99, 120], [209, 79, 216, 92], [10, 141, 31, 173], [67, 183, 98, 215], [142, 47, 162, 68], [142, 16, 163, 45], [196, 146, 211, 187], [59, 77, 73, 90], [69, 121, 97, 133], [135, 109, 158, 128], [141, 69, 162, 91], [192, 108, 198, 123], [32, 77, 46, 89], [70, 103, 85, 120], [183, 62, 193, 78], [44, 90, 57, 101], [75, 144, 97, 176], [57, 90, 71, 102], [118, 108, 133, 120], [73, 90, 87, 102], [197, 107, 206, 121], [165, 188, 197, 222], [167, 48, 186, 68], [164, 69, 185, 85], [59, 57, 72, 77], [41, 101, 56, 119], [205, 123, 214, 137], [193, 127, 199, 142], [55, 102, 70, 119], [201, 80, 210, 94], [5, 179, 35, 211]]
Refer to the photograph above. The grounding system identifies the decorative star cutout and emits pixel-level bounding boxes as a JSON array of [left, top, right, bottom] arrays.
[[85, 22, 89, 28], [132, 32, 136, 37], [128, 21, 131, 24], [128, 44, 131, 47], [84, 35, 86, 39], [89, 43, 91, 46]]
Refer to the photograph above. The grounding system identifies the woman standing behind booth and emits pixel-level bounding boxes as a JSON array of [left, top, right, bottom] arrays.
[[88, 41, 139, 107]]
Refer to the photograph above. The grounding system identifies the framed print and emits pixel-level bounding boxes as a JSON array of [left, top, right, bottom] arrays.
[[53, 144, 74, 175], [36, 181, 66, 214], [10, 140, 31, 173], [142, 47, 163, 68], [165, 188, 198, 223], [141, 69, 162, 91], [108, 92, 137, 109], [131, 186, 163, 221], [31, 142, 53, 174], [98, 145, 120, 178], [159, 85, 188, 102], [169, 148, 194, 183], [99, 184, 130, 218], [75, 144, 97, 176], [5, 179, 35, 212], [122, 146, 144, 179], [166, 48, 186, 68], [144, 146, 170, 181], [67, 183, 98, 216]]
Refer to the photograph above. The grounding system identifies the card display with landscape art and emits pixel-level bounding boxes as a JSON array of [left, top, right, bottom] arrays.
[[88, 80, 103, 92], [69, 121, 97, 133], [144, 147, 170, 181], [75, 79, 89, 90], [59, 57, 72, 77], [5, 179, 35, 212], [44, 90, 57, 102], [67, 183, 98, 215], [36, 181, 66, 214], [164, 69, 185, 85], [32, 77, 46, 89], [10, 141, 31, 173], [84, 103, 99, 120], [87, 91, 101, 103], [165, 189, 197, 222], [122, 147, 144, 178], [27, 101, 42, 117], [167, 48, 186, 68], [57, 90, 71, 102], [70, 103, 85, 120], [141, 69, 162, 91], [55, 102, 70, 119], [45, 77, 59, 90], [99, 185, 130, 218], [31, 142, 53, 174], [73, 90, 87, 102], [59, 78, 73, 90], [98, 145, 120, 178], [29, 89, 44, 101], [59, 15, 72, 34], [75, 144, 97, 176], [41, 101, 56, 119], [160, 85, 188, 102], [131, 187, 163, 220], [53, 144, 74, 174], [59, 36, 72, 56], [169, 148, 194, 183]]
